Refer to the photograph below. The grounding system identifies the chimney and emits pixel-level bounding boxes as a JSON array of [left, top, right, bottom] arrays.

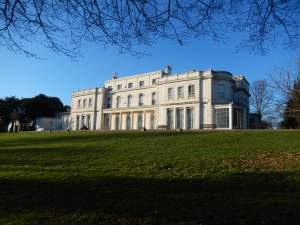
[[112, 72, 118, 79], [165, 65, 172, 75]]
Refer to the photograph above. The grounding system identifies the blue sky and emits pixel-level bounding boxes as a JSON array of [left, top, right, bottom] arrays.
[[0, 33, 298, 106]]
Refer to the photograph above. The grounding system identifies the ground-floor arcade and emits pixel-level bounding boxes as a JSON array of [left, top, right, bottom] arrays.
[[71, 103, 249, 130]]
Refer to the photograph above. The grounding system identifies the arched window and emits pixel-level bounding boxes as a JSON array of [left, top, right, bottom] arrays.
[[152, 92, 156, 105], [116, 96, 121, 108], [127, 95, 132, 107], [139, 93, 144, 106]]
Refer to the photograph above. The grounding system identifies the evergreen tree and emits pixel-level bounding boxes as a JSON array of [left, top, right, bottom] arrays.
[[281, 80, 300, 128]]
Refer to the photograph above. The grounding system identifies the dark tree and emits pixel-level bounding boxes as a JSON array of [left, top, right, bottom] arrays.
[[268, 57, 300, 127], [0, 0, 299, 58], [281, 79, 300, 128], [0, 96, 21, 132], [21, 94, 65, 124]]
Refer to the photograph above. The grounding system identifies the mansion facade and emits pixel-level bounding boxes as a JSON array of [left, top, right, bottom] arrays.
[[69, 67, 250, 130]]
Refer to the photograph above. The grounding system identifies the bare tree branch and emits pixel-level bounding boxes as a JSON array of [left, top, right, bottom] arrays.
[[0, 0, 299, 58]]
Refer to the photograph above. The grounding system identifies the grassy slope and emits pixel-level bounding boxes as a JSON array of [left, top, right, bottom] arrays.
[[0, 131, 299, 225]]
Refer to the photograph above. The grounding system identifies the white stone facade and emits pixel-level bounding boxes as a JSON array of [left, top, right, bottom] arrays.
[[70, 67, 250, 130]]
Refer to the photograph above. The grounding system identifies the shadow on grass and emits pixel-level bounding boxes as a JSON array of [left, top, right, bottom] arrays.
[[0, 173, 299, 225]]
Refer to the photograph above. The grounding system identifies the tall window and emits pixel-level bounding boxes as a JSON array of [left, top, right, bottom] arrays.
[[139, 81, 144, 87], [88, 98, 92, 107], [215, 108, 229, 128], [139, 93, 144, 106], [81, 115, 85, 128], [168, 88, 174, 99], [187, 108, 194, 129], [126, 115, 131, 130], [151, 113, 155, 129], [217, 84, 225, 98], [115, 116, 120, 130], [108, 86, 112, 92], [138, 114, 143, 129], [127, 95, 132, 107], [188, 85, 195, 97], [152, 92, 156, 105], [178, 86, 184, 98], [233, 108, 244, 129], [78, 100, 81, 109], [87, 115, 91, 129], [152, 79, 157, 84], [83, 99, 87, 108], [117, 84, 122, 90], [167, 109, 174, 129], [107, 97, 111, 109], [176, 109, 183, 129], [76, 115, 80, 130], [104, 114, 110, 129], [116, 96, 121, 108], [128, 83, 133, 88]]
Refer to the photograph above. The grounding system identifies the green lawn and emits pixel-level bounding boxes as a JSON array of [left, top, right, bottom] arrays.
[[0, 130, 299, 225]]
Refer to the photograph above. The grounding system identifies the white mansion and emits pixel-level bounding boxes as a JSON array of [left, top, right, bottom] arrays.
[[69, 66, 250, 131]]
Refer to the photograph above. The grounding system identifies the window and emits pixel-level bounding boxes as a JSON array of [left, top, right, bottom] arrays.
[[116, 96, 121, 108], [87, 115, 91, 129], [128, 83, 133, 88], [177, 109, 183, 129], [88, 98, 92, 107], [81, 115, 85, 128], [138, 114, 143, 129], [117, 84, 122, 90], [78, 100, 81, 109], [151, 113, 155, 129], [107, 97, 111, 108], [104, 114, 110, 129], [168, 88, 174, 99], [233, 108, 244, 129], [152, 92, 156, 105], [83, 99, 87, 108], [178, 86, 184, 98], [76, 115, 80, 130], [108, 86, 112, 92], [139, 93, 144, 106], [126, 115, 131, 130], [139, 81, 144, 87], [167, 109, 174, 129], [127, 95, 132, 107], [115, 116, 120, 130], [215, 108, 229, 128], [217, 84, 225, 98], [187, 108, 194, 129], [152, 79, 157, 84], [188, 85, 195, 97]]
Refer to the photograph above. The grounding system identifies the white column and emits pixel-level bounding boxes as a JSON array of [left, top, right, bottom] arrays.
[[173, 107, 176, 129], [210, 105, 214, 128], [143, 111, 146, 128], [229, 103, 233, 129], [183, 107, 187, 129]]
